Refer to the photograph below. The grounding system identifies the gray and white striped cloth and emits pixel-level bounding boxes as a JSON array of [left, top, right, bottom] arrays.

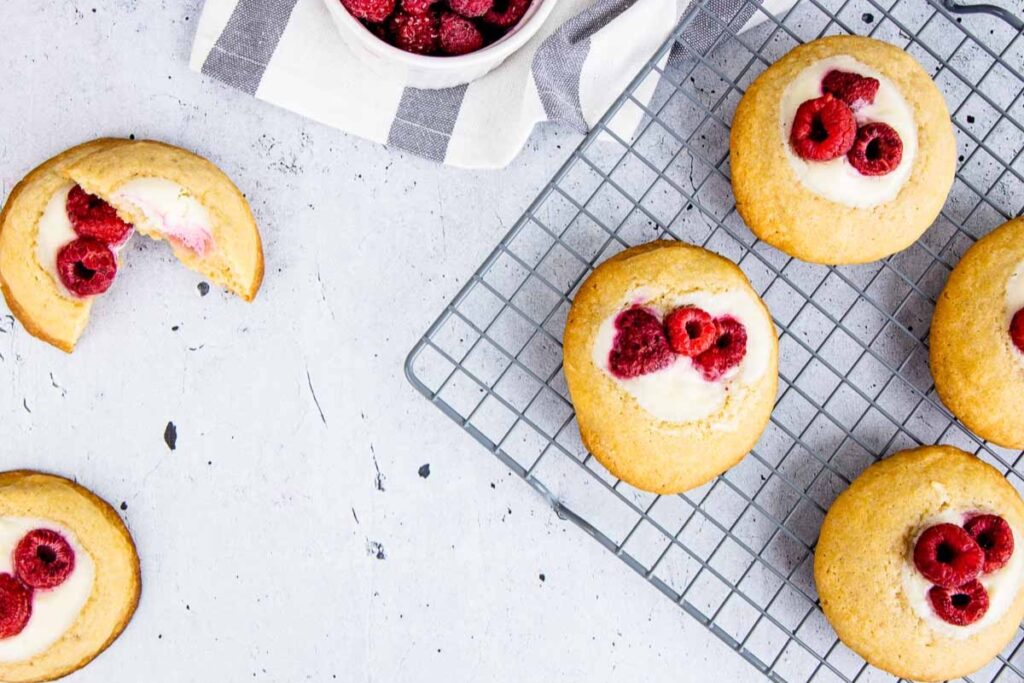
[[190, 0, 768, 168]]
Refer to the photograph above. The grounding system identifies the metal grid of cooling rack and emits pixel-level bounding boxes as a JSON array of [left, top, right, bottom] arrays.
[[405, 0, 1024, 679]]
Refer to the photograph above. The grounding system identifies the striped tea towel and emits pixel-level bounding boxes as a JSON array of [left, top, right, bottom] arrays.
[[190, 0, 761, 168]]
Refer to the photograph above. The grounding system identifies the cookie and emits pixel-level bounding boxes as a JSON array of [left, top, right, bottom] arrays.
[[562, 241, 779, 494], [931, 218, 1024, 449], [0, 471, 140, 683], [0, 138, 264, 352], [815, 446, 1024, 681], [730, 35, 956, 264]]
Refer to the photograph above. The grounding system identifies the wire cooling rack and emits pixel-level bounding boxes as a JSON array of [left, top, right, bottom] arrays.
[[406, 0, 1024, 679]]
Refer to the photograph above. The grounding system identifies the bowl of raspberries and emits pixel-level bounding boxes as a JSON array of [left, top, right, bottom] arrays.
[[324, 0, 556, 89]]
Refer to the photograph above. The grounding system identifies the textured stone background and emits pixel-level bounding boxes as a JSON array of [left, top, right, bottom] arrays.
[[0, 1, 757, 680]]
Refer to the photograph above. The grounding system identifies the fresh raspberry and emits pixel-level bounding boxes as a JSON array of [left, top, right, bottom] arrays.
[[450, 0, 493, 17], [847, 123, 903, 177], [965, 514, 1014, 573], [482, 0, 530, 28], [14, 529, 75, 590], [56, 237, 118, 297], [363, 20, 390, 41], [0, 574, 32, 639], [389, 11, 440, 54], [440, 13, 484, 55], [789, 95, 856, 162], [928, 580, 989, 626], [401, 0, 436, 15], [665, 306, 717, 358], [913, 523, 984, 588], [340, 0, 396, 23], [608, 307, 675, 379], [65, 185, 133, 246], [693, 317, 748, 382], [1010, 309, 1024, 353], [821, 70, 880, 109]]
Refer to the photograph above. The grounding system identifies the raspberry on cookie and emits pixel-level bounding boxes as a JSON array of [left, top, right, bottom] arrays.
[[0, 471, 140, 683], [816, 446, 1024, 682], [789, 94, 856, 161], [563, 241, 779, 494], [731, 35, 956, 264], [931, 217, 1024, 449], [821, 69, 879, 108]]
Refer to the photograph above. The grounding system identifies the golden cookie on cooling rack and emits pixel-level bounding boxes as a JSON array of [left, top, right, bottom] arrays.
[[562, 241, 778, 495], [0, 138, 264, 352], [730, 35, 956, 265], [931, 218, 1024, 449], [816, 446, 1024, 682], [0, 471, 140, 683]]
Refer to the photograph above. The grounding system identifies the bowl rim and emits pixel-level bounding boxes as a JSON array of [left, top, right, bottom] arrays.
[[323, 0, 557, 70]]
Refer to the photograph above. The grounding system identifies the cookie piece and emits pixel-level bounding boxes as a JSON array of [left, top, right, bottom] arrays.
[[0, 471, 140, 683], [0, 140, 131, 352], [931, 218, 1024, 448], [815, 446, 1024, 681], [562, 241, 779, 494], [64, 140, 263, 302], [730, 35, 955, 264]]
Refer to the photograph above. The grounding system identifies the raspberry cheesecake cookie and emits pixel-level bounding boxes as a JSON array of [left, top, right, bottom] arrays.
[[0, 471, 140, 683], [0, 138, 264, 352], [931, 218, 1024, 448], [816, 446, 1024, 681], [563, 242, 779, 494], [731, 35, 956, 264]]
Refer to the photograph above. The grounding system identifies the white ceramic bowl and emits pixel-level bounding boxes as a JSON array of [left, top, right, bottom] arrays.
[[323, 0, 557, 89]]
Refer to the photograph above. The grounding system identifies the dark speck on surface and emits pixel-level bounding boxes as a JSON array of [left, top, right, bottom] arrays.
[[539, 573, 546, 582], [418, 464, 431, 478], [367, 540, 386, 560], [171, 325, 180, 332], [861, 12, 874, 22], [372, 455, 386, 491], [164, 422, 178, 451], [120, 502, 128, 511], [967, 115, 975, 123], [197, 282, 210, 296]]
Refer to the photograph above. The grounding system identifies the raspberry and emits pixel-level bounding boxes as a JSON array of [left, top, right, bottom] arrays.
[[389, 11, 440, 54], [789, 95, 856, 162], [665, 306, 717, 357], [1010, 309, 1024, 353], [928, 580, 989, 626], [401, 0, 436, 14], [0, 574, 32, 639], [965, 514, 1014, 573], [65, 185, 133, 246], [608, 307, 675, 379], [450, 0, 493, 17], [56, 237, 118, 297], [847, 122, 903, 177], [440, 13, 484, 55], [821, 70, 879, 109], [363, 20, 389, 41], [482, 0, 530, 28], [14, 529, 75, 590], [340, 0, 396, 23], [693, 317, 748, 382], [913, 523, 984, 588]]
